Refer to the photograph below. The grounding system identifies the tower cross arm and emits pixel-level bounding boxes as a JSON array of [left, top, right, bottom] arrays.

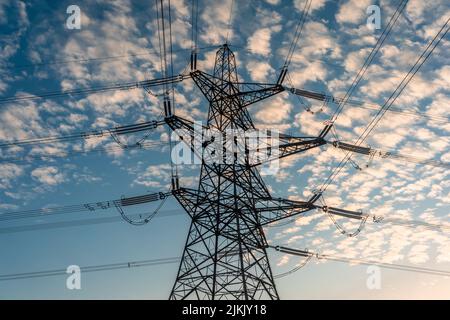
[[253, 196, 317, 225], [247, 132, 327, 168], [254, 196, 367, 226], [235, 82, 285, 108], [190, 70, 285, 106], [164, 115, 328, 171]]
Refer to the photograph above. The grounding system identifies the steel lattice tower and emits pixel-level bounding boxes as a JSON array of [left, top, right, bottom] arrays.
[[169, 45, 279, 300], [165, 44, 337, 300]]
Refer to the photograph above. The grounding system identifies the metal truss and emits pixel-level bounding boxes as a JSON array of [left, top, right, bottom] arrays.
[[165, 44, 357, 300]]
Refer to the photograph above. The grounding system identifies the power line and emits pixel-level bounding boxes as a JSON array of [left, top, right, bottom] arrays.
[[283, 0, 312, 69], [230, 43, 351, 72], [168, 0, 175, 88], [330, 0, 409, 124], [0, 120, 165, 149], [287, 86, 450, 124], [266, 205, 450, 233], [0, 257, 181, 281], [194, 0, 199, 51], [342, 99, 449, 124], [372, 215, 450, 232], [0, 209, 184, 235], [190, 0, 200, 71], [318, 16, 450, 194], [329, 140, 450, 170], [225, 0, 235, 44], [156, 0, 180, 190], [4, 48, 194, 72], [0, 191, 172, 222], [117, 192, 168, 225], [272, 245, 450, 278], [234, 42, 408, 114], [0, 140, 164, 165], [235, 43, 447, 123], [155, 0, 165, 78], [274, 255, 312, 279], [0, 75, 187, 106], [319, 200, 450, 234], [353, 18, 450, 146], [1, 198, 448, 235]]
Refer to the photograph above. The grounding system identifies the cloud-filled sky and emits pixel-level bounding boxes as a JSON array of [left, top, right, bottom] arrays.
[[0, 0, 449, 299]]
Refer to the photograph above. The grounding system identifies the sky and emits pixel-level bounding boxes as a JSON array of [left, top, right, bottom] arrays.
[[0, 0, 449, 299]]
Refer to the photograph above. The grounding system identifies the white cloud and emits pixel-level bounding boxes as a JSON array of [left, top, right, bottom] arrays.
[[288, 60, 328, 87], [200, 0, 234, 44], [31, 166, 65, 186], [134, 163, 172, 188], [246, 60, 274, 82], [0, 164, 24, 189], [286, 20, 341, 64], [294, 0, 328, 13], [254, 94, 292, 124], [247, 28, 272, 56], [0, 100, 48, 141], [344, 48, 370, 73], [335, 0, 371, 25], [277, 254, 290, 266]]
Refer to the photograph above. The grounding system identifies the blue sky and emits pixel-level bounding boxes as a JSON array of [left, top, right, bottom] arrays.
[[0, 0, 449, 299]]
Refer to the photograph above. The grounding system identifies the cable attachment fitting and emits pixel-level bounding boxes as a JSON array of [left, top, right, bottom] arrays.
[[164, 96, 172, 118], [190, 51, 197, 71], [277, 66, 288, 85], [373, 216, 384, 223], [322, 206, 368, 237], [319, 120, 333, 139], [308, 191, 322, 204], [171, 175, 179, 191]]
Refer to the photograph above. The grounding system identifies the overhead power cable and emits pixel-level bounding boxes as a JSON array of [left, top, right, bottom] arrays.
[[155, 0, 177, 189], [0, 257, 181, 281], [0, 191, 172, 222], [371, 215, 450, 232], [287, 86, 450, 124], [283, 0, 312, 68], [225, 0, 235, 44], [266, 205, 450, 234], [2, 201, 447, 235], [316, 196, 450, 236], [0, 209, 184, 235], [0, 120, 166, 149], [0, 75, 187, 106], [190, 0, 200, 70], [271, 245, 450, 277], [116, 193, 168, 225], [168, 0, 175, 90], [350, 18, 450, 146], [330, 0, 409, 124], [6, 47, 196, 72], [328, 140, 450, 170], [0, 140, 165, 165], [318, 16, 450, 194], [274, 255, 312, 279]]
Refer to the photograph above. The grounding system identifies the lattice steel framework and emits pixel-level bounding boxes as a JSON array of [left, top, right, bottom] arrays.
[[164, 45, 334, 300]]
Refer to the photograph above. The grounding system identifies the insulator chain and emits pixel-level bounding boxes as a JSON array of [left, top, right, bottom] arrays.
[[320, 197, 367, 237], [325, 208, 368, 237], [114, 192, 168, 226], [107, 121, 160, 149], [274, 254, 313, 279]]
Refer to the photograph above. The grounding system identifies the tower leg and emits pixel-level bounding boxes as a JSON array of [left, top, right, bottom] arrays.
[[169, 44, 279, 300]]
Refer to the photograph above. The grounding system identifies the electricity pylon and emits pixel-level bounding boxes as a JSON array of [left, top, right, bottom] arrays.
[[162, 44, 362, 300]]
